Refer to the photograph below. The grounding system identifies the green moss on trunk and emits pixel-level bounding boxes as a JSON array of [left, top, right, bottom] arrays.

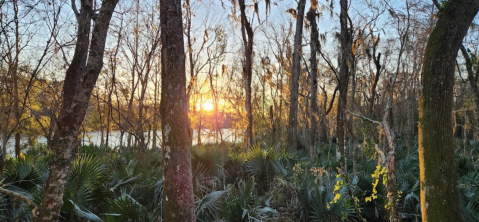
[[419, 1, 479, 221]]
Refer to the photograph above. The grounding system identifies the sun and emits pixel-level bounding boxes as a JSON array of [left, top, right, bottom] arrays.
[[197, 99, 214, 112]]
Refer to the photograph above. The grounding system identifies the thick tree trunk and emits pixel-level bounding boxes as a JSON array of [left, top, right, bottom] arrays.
[[307, 7, 319, 157], [239, 0, 254, 150], [419, 1, 479, 221], [33, 0, 118, 221], [288, 0, 306, 151], [160, 0, 196, 221], [337, 0, 351, 159]]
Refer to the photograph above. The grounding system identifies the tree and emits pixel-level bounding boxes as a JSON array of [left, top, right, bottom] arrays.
[[160, 0, 196, 221], [33, 0, 119, 221], [419, 0, 479, 221], [307, 4, 320, 157], [337, 0, 353, 159], [287, 0, 306, 151], [459, 44, 479, 123], [237, 0, 254, 150], [0, 0, 59, 168]]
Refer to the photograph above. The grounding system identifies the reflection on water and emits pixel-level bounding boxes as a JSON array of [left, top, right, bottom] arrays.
[[1, 129, 240, 154]]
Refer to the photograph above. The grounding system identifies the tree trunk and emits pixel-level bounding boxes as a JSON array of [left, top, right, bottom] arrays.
[[13, 0, 21, 158], [307, 7, 319, 157], [419, 1, 479, 221], [337, 0, 351, 159], [369, 51, 381, 115], [288, 0, 306, 151], [152, 59, 160, 148], [459, 44, 479, 122], [269, 105, 276, 145], [383, 87, 399, 222], [238, 0, 254, 150], [198, 95, 203, 146], [160, 0, 196, 221], [33, 0, 118, 221]]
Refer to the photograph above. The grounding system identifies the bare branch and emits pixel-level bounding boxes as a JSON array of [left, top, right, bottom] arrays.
[[347, 110, 381, 125], [71, 0, 79, 22], [0, 187, 37, 215]]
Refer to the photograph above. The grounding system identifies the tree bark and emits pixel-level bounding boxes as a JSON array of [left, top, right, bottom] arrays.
[[337, 0, 351, 159], [369, 50, 381, 115], [33, 0, 119, 221], [287, 0, 306, 151], [419, 1, 479, 221], [307, 7, 319, 157], [238, 0, 254, 150], [13, 0, 21, 159], [160, 0, 196, 221]]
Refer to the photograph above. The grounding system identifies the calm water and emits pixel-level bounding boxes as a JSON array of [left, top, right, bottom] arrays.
[[2, 129, 239, 155]]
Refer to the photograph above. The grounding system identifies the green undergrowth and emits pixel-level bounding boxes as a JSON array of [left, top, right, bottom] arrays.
[[0, 139, 476, 221]]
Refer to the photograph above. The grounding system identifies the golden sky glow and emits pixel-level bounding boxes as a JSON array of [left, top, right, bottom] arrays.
[[197, 99, 214, 112]]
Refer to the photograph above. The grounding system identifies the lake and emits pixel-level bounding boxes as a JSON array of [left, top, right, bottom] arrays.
[[1, 128, 240, 155]]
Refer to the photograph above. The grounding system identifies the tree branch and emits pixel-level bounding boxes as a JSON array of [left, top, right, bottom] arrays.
[[71, 0, 79, 22], [347, 110, 381, 125], [0, 186, 37, 215]]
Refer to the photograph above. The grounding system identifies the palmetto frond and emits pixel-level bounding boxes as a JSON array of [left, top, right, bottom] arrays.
[[245, 145, 286, 177], [196, 188, 230, 221]]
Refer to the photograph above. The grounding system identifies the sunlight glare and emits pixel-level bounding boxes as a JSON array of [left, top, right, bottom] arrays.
[[197, 100, 214, 111]]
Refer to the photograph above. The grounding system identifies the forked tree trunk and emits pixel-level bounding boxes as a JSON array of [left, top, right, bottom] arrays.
[[288, 0, 306, 151], [419, 1, 479, 221], [160, 0, 196, 221], [33, 0, 119, 221]]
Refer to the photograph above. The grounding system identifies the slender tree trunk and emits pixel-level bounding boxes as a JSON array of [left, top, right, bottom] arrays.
[[152, 59, 160, 148], [269, 105, 276, 145], [307, 7, 319, 157], [96, 92, 105, 146], [369, 51, 381, 115], [238, 0, 254, 150], [384, 84, 400, 222], [13, 0, 21, 158], [419, 1, 479, 221], [198, 94, 203, 146], [33, 0, 118, 221], [185, 0, 196, 105], [160, 0, 195, 220], [288, 0, 306, 151], [106, 80, 112, 148], [337, 0, 351, 159], [459, 44, 479, 121]]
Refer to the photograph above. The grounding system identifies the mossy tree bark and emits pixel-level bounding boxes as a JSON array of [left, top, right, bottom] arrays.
[[160, 0, 196, 221], [419, 1, 479, 221], [33, 0, 119, 221]]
